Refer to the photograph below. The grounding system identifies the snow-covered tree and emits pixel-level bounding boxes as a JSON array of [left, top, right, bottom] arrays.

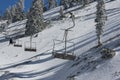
[[83, 0, 90, 6], [4, 6, 12, 24], [25, 0, 45, 36], [18, 0, 24, 11], [69, 0, 78, 7], [95, 0, 107, 46], [48, 0, 58, 9], [4, 0, 25, 23], [42, 0, 47, 12], [11, 5, 16, 17], [59, 6, 64, 18], [0, 11, 3, 20], [13, 0, 26, 22], [61, 0, 70, 9], [11, 4, 18, 22]]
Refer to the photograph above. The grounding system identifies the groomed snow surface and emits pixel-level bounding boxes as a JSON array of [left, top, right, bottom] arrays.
[[0, 0, 120, 80]]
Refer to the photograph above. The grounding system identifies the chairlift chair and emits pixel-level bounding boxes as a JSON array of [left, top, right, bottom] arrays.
[[53, 52, 76, 60], [52, 13, 76, 60], [52, 39, 76, 60], [24, 41, 37, 52], [14, 39, 22, 47]]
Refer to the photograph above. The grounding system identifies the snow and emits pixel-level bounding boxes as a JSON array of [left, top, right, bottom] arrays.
[[0, 0, 120, 80]]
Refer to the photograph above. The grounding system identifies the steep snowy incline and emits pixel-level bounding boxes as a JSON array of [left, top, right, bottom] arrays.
[[0, 0, 120, 80]]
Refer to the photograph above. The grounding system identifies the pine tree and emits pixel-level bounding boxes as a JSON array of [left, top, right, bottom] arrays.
[[11, 5, 16, 17], [69, 0, 77, 7], [61, 0, 70, 9], [95, 0, 107, 46], [25, 0, 44, 36], [18, 0, 24, 11], [83, 0, 90, 6], [43, 0, 47, 12], [11, 4, 18, 22], [0, 11, 3, 20], [48, 0, 58, 9], [59, 6, 64, 18], [13, 0, 26, 22], [4, 6, 12, 24]]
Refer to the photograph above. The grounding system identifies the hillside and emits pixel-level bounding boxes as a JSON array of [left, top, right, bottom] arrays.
[[0, 0, 120, 80]]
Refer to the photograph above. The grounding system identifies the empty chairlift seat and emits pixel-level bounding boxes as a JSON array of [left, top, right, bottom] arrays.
[[14, 39, 22, 47], [53, 52, 76, 60], [52, 39, 76, 61], [24, 41, 37, 52]]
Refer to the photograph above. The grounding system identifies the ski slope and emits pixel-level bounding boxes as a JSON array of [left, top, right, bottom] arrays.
[[0, 0, 120, 80]]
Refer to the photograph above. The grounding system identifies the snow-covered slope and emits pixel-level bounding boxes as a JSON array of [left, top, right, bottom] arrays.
[[0, 0, 120, 80]]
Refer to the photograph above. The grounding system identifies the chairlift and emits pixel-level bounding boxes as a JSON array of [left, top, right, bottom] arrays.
[[52, 12, 76, 60], [24, 36, 36, 52], [24, 41, 36, 52], [14, 39, 22, 47], [52, 39, 76, 60]]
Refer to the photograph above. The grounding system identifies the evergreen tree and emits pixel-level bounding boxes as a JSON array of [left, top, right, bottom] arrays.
[[95, 0, 107, 46], [11, 4, 18, 22], [60, 6, 64, 17], [4, 0, 25, 23], [61, 0, 70, 9], [83, 0, 90, 6], [48, 0, 58, 9], [43, 0, 47, 12], [69, 0, 77, 7], [11, 5, 16, 17], [25, 0, 44, 36], [13, 0, 26, 22], [0, 11, 3, 20], [4, 6, 12, 24]]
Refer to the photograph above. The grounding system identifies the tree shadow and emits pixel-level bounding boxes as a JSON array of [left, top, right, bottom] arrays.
[[103, 23, 120, 36], [0, 53, 52, 70], [43, 37, 120, 80], [0, 61, 68, 80]]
